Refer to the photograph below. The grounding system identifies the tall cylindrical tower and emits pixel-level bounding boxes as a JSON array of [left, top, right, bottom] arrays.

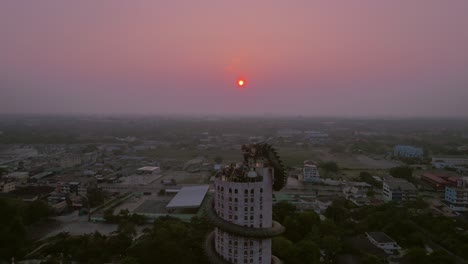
[[205, 144, 287, 264]]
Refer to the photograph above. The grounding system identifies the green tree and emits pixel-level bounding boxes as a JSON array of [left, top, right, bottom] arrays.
[[127, 217, 197, 264], [272, 237, 294, 260], [321, 235, 342, 260], [389, 166, 414, 182], [325, 199, 350, 224], [407, 198, 429, 210], [284, 211, 320, 242], [0, 198, 51, 260], [288, 240, 320, 264], [24, 200, 51, 225], [358, 171, 382, 187], [103, 208, 116, 223], [273, 201, 296, 224], [320, 161, 339, 173], [361, 254, 384, 264], [86, 188, 105, 207], [427, 250, 455, 264], [118, 221, 137, 238], [121, 257, 139, 264], [406, 247, 427, 263]]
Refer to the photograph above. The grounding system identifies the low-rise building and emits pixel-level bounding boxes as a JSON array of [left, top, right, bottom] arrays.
[[343, 186, 368, 206], [0, 180, 15, 193], [57, 181, 88, 196], [5, 171, 29, 183], [30, 171, 54, 183], [82, 151, 98, 165], [421, 172, 449, 190], [137, 166, 161, 176], [60, 154, 82, 168], [304, 131, 329, 144], [277, 129, 302, 138], [445, 178, 468, 212], [303, 162, 320, 182], [382, 176, 417, 202], [393, 145, 424, 159], [432, 156, 468, 169], [365, 232, 401, 254], [421, 172, 461, 190]]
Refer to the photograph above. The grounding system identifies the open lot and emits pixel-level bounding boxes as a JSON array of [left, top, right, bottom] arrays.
[[160, 170, 210, 184], [42, 214, 118, 240]]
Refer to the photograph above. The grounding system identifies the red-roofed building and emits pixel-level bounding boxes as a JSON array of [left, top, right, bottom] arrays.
[[421, 173, 449, 190], [447, 176, 463, 186], [421, 172, 462, 190]]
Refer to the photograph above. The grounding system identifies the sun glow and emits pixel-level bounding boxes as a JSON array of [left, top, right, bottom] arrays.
[[237, 79, 245, 87]]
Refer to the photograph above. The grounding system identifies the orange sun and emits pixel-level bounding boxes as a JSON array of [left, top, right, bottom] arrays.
[[237, 79, 245, 87]]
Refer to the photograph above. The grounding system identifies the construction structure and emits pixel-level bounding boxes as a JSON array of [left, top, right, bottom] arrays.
[[205, 143, 286, 264]]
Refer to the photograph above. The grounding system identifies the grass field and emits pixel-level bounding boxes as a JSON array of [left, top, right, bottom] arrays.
[[138, 146, 401, 172], [137, 148, 241, 162]]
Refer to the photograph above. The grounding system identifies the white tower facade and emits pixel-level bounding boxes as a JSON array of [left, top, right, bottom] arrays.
[[205, 144, 286, 264], [214, 166, 273, 264]]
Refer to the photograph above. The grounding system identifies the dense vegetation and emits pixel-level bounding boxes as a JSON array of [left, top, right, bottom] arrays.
[[389, 166, 417, 185], [2, 194, 468, 263], [271, 199, 468, 264], [33, 216, 211, 264], [0, 198, 51, 261]]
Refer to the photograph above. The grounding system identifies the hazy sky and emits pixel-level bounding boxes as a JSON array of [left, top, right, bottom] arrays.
[[1, 1, 468, 117]]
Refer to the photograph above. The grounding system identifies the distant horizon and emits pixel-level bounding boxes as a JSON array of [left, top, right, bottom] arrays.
[[1, 111, 468, 121]]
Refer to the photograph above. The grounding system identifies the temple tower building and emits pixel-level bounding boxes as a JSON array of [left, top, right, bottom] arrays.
[[205, 144, 286, 264]]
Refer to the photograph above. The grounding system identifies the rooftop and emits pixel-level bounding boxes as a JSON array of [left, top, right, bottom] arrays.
[[384, 178, 416, 191], [366, 232, 397, 244], [432, 155, 468, 160], [421, 173, 449, 184], [138, 166, 160, 172], [274, 193, 296, 202], [31, 171, 54, 180], [166, 185, 209, 209]]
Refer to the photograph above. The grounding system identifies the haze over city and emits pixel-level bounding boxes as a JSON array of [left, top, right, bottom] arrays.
[[1, 0, 468, 117], [3, 2, 468, 263]]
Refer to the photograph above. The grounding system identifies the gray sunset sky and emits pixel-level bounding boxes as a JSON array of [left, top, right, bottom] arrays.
[[1, 1, 468, 117]]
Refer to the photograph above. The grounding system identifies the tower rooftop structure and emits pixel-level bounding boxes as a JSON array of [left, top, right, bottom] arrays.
[[205, 143, 286, 264]]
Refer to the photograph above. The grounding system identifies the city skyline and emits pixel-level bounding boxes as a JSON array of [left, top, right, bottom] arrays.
[[1, 1, 468, 117]]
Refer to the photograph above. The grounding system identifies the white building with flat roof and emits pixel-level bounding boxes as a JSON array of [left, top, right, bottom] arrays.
[[432, 156, 468, 169], [445, 178, 468, 212], [166, 185, 209, 210], [137, 166, 161, 176], [366, 232, 401, 254], [382, 176, 417, 202], [303, 163, 320, 182]]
